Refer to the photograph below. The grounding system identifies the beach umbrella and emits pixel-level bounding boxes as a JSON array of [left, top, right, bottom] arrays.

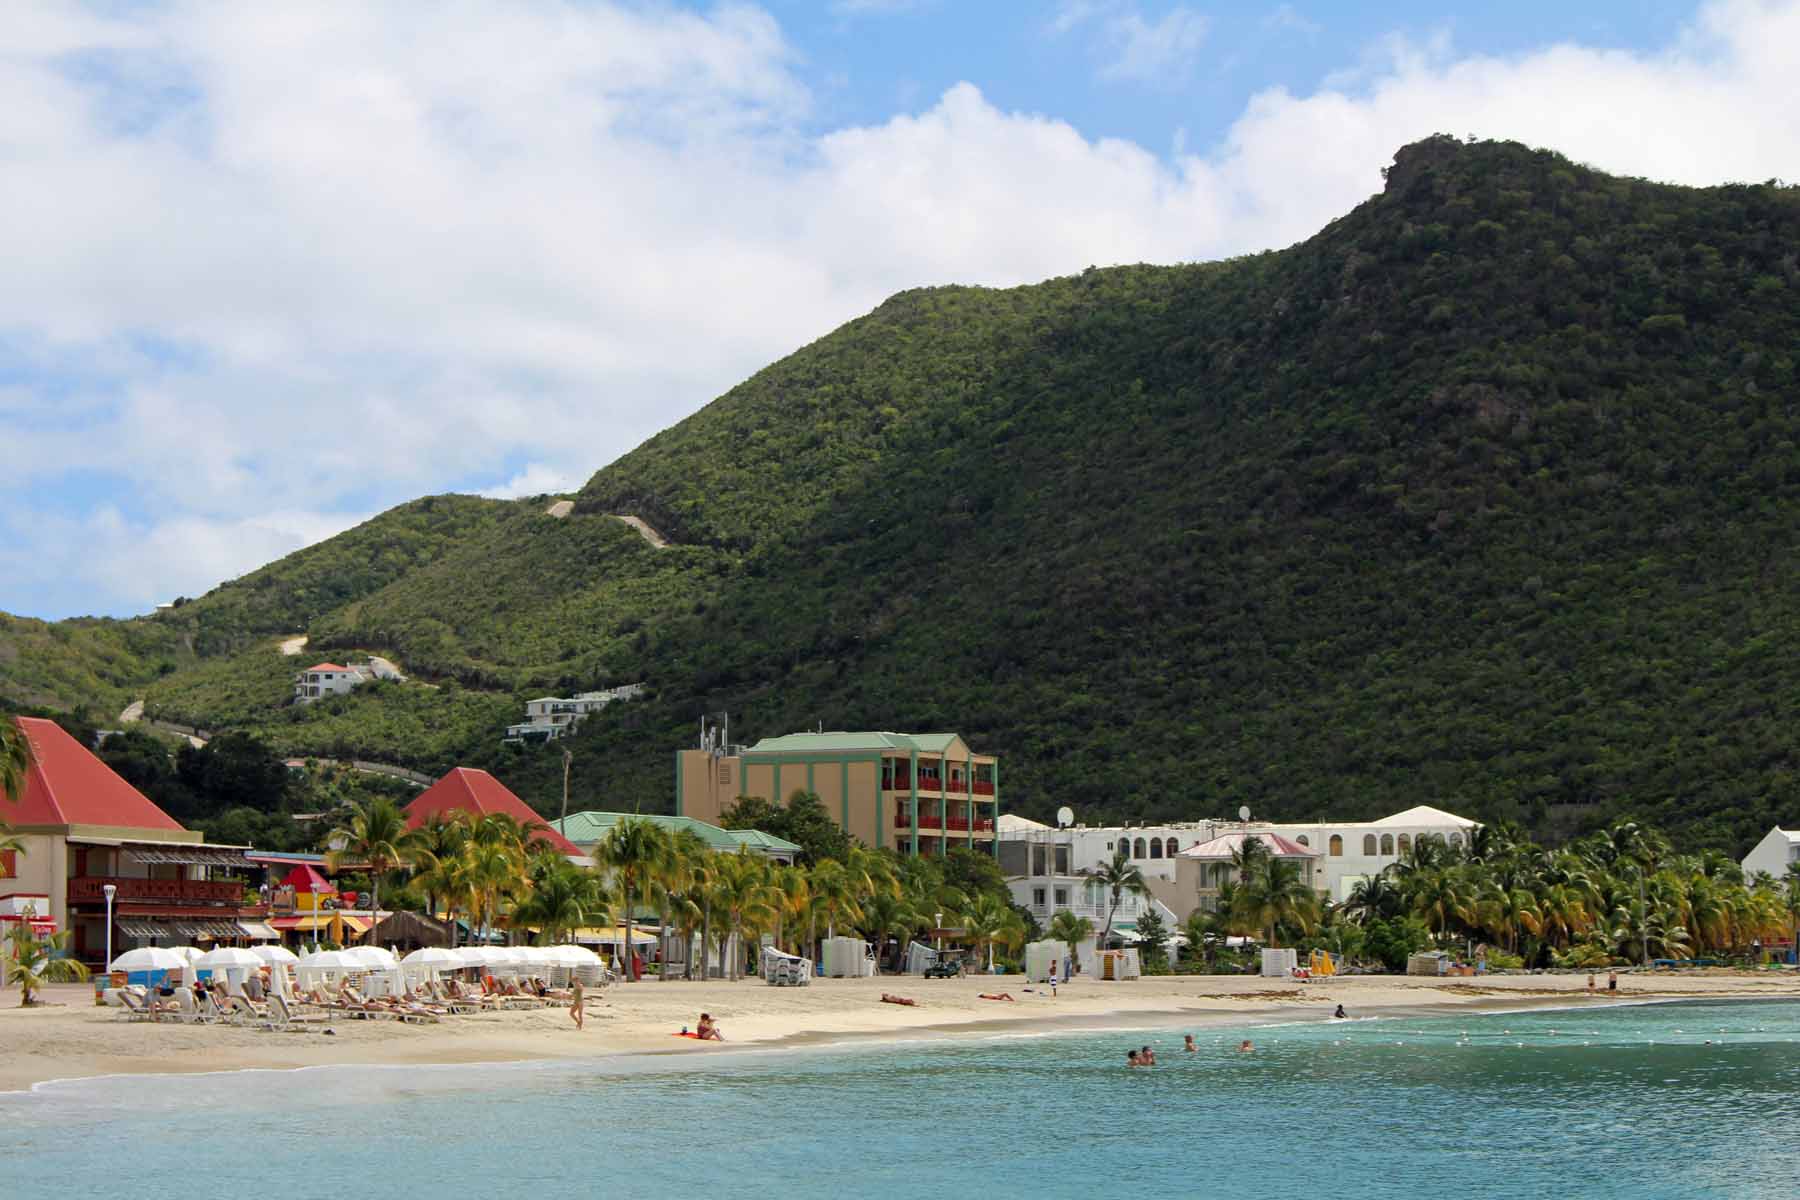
[[252, 944, 300, 965], [402, 947, 464, 969], [169, 946, 205, 963], [345, 945, 399, 970], [110, 947, 188, 973], [298, 949, 365, 971], [543, 945, 601, 967], [196, 946, 264, 969]]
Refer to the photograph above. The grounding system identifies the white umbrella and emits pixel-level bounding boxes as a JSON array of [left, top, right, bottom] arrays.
[[298, 949, 365, 971], [252, 945, 300, 965], [543, 945, 601, 967], [345, 945, 399, 970], [109, 947, 188, 973], [402, 947, 464, 969], [169, 946, 205, 964], [196, 946, 264, 969]]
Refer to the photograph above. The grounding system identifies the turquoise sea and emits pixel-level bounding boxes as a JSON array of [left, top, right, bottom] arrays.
[[6, 999, 1800, 1198]]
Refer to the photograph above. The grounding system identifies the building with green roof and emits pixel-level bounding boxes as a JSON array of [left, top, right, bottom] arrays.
[[551, 811, 800, 863], [675, 730, 998, 859]]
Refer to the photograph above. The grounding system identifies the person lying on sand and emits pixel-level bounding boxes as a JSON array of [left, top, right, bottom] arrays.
[[881, 994, 918, 1007], [978, 992, 1015, 1001], [696, 1012, 723, 1041]]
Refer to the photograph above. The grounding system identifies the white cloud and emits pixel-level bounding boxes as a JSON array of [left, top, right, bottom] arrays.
[[1049, 2, 1211, 82], [3, 0, 1800, 617], [480, 463, 581, 501]]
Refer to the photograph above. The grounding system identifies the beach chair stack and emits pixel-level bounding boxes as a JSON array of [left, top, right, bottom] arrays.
[[761, 946, 813, 987]]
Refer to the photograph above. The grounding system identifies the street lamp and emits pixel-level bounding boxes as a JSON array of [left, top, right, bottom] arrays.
[[102, 883, 117, 972]]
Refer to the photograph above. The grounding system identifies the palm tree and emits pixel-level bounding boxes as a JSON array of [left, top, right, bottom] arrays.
[[808, 859, 863, 942], [1344, 873, 1401, 924], [655, 830, 709, 981], [961, 892, 1024, 973], [1232, 856, 1319, 947], [1094, 845, 1147, 949], [461, 815, 530, 944], [711, 851, 775, 980], [325, 796, 413, 943], [406, 811, 469, 944], [6, 923, 89, 1006], [1047, 910, 1093, 977], [1, 718, 30, 804], [859, 889, 925, 973], [595, 818, 670, 980], [514, 851, 610, 944]]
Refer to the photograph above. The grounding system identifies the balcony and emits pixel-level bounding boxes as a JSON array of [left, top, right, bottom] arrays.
[[68, 876, 247, 905], [972, 781, 995, 796], [894, 812, 996, 834]]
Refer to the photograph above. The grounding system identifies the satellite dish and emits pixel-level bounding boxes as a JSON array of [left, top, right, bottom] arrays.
[[1056, 806, 1074, 829], [1237, 805, 1251, 823]]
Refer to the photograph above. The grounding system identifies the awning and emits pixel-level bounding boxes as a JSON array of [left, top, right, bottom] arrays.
[[339, 915, 372, 935], [269, 913, 374, 935], [121, 844, 253, 868], [117, 918, 181, 939], [572, 924, 658, 945], [238, 921, 279, 941]]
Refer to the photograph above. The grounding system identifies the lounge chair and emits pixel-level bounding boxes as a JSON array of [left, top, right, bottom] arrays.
[[342, 986, 398, 1020], [228, 995, 273, 1029], [268, 994, 330, 1032], [175, 989, 214, 1024], [115, 990, 155, 1021]]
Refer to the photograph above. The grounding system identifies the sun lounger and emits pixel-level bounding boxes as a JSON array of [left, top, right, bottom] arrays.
[[228, 995, 274, 1030], [268, 994, 330, 1032], [116, 990, 156, 1021]]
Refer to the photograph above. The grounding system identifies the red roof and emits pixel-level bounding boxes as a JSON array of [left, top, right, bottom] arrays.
[[404, 768, 582, 856], [1177, 831, 1318, 860], [3, 717, 187, 833], [304, 663, 347, 672], [281, 864, 335, 893]]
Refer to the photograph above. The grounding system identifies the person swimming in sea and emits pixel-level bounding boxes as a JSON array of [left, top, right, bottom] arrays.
[[1127, 1049, 1143, 1068], [1183, 1034, 1197, 1052], [1238, 1039, 1254, 1053], [1140, 1044, 1155, 1065], [1333, 1004, 1347, 1019]]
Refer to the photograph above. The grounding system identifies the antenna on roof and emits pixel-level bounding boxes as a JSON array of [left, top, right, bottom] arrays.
[[1238, 805, 1251, 824], [1056, 806, 1074, 829]]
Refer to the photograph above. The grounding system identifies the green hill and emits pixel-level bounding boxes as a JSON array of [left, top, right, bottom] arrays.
[[7, 136, 1800, 852]]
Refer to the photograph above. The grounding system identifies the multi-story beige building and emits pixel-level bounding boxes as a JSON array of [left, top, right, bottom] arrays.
[[676, 730, 998, 858]]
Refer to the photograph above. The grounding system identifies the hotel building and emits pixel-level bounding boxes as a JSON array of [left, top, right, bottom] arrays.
[[676, 730, 999, 857]]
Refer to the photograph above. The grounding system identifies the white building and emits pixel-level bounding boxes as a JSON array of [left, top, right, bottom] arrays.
[[291, 659, 403, 704], [1741, 826, 1800, 882], [999, 804, 1480, 924], [503, 683, 645, 744]]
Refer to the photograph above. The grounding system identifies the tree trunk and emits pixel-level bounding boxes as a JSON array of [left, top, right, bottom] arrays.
[[700, 904, 712, 980], [622, 879, 635, 982]]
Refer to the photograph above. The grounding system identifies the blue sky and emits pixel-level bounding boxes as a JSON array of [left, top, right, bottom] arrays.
[[0, 0, 1794, 621]]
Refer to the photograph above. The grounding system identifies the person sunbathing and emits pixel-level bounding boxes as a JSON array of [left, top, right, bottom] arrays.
[[977, 992, 1016, 1001], [881, 994, 918, 1007], [696, 1013, 723, 1041]]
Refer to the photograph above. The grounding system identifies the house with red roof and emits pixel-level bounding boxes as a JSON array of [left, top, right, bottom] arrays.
[[404, 767, 585, 859], [2, 717, 269, 965]]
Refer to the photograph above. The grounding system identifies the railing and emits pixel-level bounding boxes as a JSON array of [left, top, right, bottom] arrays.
[[68, 876, 247, 905], [972, 781, 995, 796]]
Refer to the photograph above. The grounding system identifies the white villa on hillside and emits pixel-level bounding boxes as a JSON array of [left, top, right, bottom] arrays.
[[1741, 826, 1800, 882], [1000, 803, 1479, 925], [502, 684, 645, 744], [292, 659, 402, 704]]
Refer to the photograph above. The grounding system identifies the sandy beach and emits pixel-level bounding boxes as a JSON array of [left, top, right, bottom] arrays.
[[3, 970, 1795, 1093]]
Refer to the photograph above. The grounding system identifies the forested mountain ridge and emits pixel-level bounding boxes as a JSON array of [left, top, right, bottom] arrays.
[[5, 136, 1799, 853]]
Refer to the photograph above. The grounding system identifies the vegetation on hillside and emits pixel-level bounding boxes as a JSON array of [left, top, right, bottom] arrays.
[[6, 137, 1800, 853]]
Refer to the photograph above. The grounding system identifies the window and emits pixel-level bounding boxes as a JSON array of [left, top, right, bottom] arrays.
[[1105, 841, 1113, 851], [1329, 834, 1343, 857], [0, 849, 15, 879], [1032, 888, 1046, 907], [1031, 846, 1047, 876], [1398, 834, 1412, 853], [1134, 837, 1147, 858], [1149, 840, 1163, 859], [1380, 834, 1394, 855], [1165, 837, 1178, 857], [1448, 832, 1463, 847], [1053, 888, 1069, 907], [1363, 834, 1377, 855], [1295, 835, 1310, 846]]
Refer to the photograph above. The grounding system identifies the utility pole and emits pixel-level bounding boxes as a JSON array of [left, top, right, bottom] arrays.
[[560, 747, 573, 827]]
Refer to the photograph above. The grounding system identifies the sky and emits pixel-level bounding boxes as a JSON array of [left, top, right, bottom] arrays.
[[2, 0, 1797, 620]]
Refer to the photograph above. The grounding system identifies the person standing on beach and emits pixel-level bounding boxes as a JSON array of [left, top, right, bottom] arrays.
[[1587, 973, 1597, 995], [569, 976, 585, 1030], [1607, 971, 1618, 993]]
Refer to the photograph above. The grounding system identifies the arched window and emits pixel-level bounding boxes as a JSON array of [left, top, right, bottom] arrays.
[[1165, 838, 1178, 857], [1363, 834, 1378, 855], [1448, 832, 1463, 847], [1398, 834, 1412, 854], [1295, 835, 1310, 847], [1134, 837, 1147, 858], [1329, 834, 1344, 857], [1149, 839, 1163, 859], [1380, 834, 1394, 855]]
